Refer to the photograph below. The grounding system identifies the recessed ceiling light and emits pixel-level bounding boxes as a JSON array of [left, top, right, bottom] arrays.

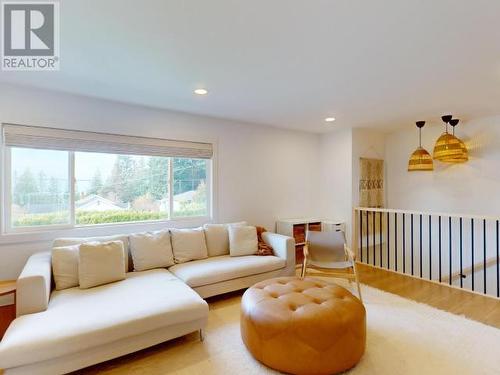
[[325, 117, 336, 122], [194, 88, 208, 95]]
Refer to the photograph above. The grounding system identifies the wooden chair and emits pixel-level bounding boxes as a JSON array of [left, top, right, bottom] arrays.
[[300, 231, 362, 302]]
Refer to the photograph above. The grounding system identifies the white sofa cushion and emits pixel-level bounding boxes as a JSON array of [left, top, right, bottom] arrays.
[[203, 221, 247, 257], [168, 255, 286, 288], [53, 234, 130, 272], [129, 230, 174, 271], [0, 269, 208, 369], [78, 241, 126, 289], [52, 245, 80, 290], [228, 225, 258, 256], [170, 228, 208, 263]]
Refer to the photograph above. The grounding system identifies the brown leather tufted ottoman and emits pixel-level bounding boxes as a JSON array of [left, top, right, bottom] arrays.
[[241, 276, 366, 375]]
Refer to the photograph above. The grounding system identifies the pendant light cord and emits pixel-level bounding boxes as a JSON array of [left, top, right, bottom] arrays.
[[416, 120, 425, 148]]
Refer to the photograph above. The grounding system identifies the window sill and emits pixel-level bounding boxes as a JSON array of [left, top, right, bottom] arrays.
[[0, 216, 212, 245]]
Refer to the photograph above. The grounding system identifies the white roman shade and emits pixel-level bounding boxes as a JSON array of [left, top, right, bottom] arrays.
[[2, 124, 213, 159]]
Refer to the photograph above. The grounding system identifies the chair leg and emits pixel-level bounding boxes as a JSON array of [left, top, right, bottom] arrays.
[[199, 329, 205, 342], [300, 258, 307, 278], [352, 263, 363, 303]]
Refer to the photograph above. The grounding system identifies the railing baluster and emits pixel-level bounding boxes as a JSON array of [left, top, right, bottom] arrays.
[[471, 218, 475, 292], [359, 210, 363, 263], [411, 214, 414, 276], [395, 213, 398, 272], [497, 220, 499, 298], [459, 217, 463, 288], [483, 219, 487, 295], [373, 209, 376, 266], [439, 216, 442, 283], [366, 211, 370, 265], [379, 212, 383, 268], [449, 217, 452, 286], [419, 214, 423, 278], [429, 215, 432, 280], [403, 213, 406, 274], [387, 212, 390, 270]]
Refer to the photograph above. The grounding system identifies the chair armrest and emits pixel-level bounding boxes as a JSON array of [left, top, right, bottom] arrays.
[[262, 232, 295, 268], [16, 251, 52, 317]]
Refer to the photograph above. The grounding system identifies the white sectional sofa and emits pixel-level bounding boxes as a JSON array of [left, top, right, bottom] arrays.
[[0, 229, 294, 375]]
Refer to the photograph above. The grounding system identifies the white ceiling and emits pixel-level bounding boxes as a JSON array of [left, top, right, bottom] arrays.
[[2, 0, 500, 133]]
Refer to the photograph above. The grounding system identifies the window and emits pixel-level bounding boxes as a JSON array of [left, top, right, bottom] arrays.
[[2, 124, 213, 231], [75, 153, 171, 225], [173, 158, 208, 218], [10, 148, 70, 227]]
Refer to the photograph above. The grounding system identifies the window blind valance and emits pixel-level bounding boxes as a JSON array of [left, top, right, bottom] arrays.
[[2, 124, 213, 159]]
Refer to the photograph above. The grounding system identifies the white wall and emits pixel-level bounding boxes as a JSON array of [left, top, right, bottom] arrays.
[[0, 83, 321, 279], [328, 120, 500, 217], [341, 117, 500, 217], [317, 127, 387, 246], [385, 115, 500, 216], [318, 128, 353, 241]]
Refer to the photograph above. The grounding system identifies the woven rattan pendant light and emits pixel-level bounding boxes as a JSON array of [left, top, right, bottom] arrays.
[[408, 121, 434, 171], [440, 118, 468, 163], [433, 115, 464, 161]]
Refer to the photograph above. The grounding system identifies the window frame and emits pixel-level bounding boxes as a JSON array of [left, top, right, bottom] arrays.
[[2, 147, 214, 234]]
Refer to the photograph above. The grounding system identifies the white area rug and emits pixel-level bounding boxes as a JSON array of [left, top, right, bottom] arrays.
[[86, 282, 500, 375]]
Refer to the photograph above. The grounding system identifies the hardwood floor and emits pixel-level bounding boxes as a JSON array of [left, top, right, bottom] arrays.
[[356, 262, 500, 329]]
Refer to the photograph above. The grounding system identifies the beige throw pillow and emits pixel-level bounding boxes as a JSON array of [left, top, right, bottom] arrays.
[[129, 230, 174, 271], [170, 227, 208, 263], [228, 225, 258, 256], [203, 222, 247, 257], [53, 234, 130, 272], [52, 245, 80, 290], [79, 241, 126, 289], [203, 224, 228, 257]]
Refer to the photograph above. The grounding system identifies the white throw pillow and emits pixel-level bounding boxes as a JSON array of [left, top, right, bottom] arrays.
[[78, 241, 126, 289], [53, 234, 130, 272], [52, 245, 80, 290], [129, 230, 174, 271], [203, 224, 228, 257], [170, 227, 208, 263], [228, 225, 258, 257], [203, 222, 248, 257]]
